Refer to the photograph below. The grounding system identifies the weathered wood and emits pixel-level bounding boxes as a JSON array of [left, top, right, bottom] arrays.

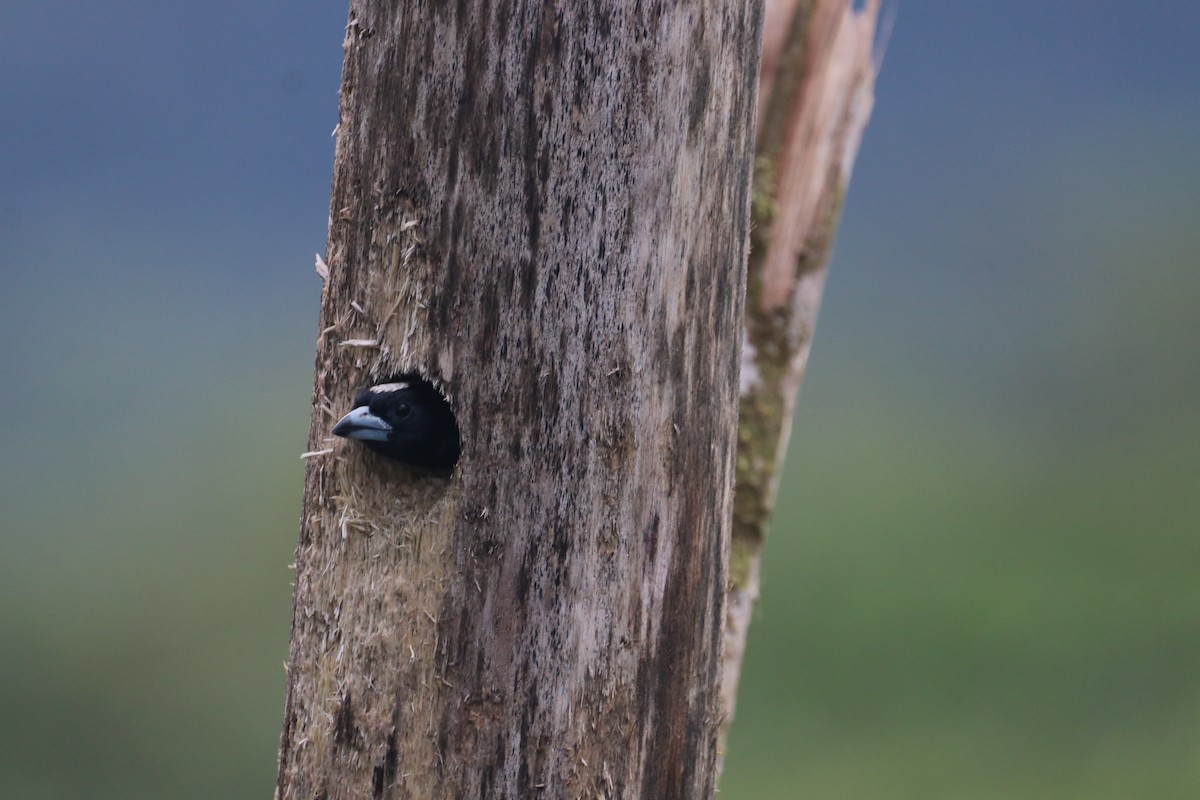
[[720, 0, 880, 764], [277, 3, 764, 799]]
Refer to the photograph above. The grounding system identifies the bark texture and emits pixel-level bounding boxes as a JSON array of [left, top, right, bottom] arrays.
[[277, 3, 764, 799], [720, 0, 881, 760]]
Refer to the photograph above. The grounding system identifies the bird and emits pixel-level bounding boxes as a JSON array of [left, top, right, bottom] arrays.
[[331, 377, 460, 470]]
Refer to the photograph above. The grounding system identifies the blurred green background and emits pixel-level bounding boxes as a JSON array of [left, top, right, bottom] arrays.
[[2, 3, 1197, 798]]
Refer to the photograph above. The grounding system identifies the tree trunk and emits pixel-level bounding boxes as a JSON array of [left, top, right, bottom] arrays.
[[277, 3, 764, 799], [720, 0, 880, 764]]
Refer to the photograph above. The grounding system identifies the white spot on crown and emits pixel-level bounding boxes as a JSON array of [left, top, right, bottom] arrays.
[[369, 382, 410, 394]]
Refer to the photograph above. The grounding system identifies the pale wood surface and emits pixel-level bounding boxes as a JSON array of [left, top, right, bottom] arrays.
[[722, 0, 879, 764], [277, 3, 765, 798]]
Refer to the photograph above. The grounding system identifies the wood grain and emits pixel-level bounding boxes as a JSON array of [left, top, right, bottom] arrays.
[[722, 0, 879, 766], [277, 3, 764, 798]]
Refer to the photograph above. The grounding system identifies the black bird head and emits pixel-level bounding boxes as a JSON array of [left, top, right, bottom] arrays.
[[331, 378, 460, 470]]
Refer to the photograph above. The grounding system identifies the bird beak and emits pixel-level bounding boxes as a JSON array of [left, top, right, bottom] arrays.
[[331, 406, 393, 442]]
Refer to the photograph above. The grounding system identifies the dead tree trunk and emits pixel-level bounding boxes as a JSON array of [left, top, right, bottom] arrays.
[[277, 3, 764, 799], [720, 0, 880, 764]]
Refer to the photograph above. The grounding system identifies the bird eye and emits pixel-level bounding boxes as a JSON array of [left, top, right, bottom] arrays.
[[394, 403, 410, 419]]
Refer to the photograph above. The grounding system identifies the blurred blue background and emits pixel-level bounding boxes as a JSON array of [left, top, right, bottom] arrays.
[[2, 3, 1197, 797]]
